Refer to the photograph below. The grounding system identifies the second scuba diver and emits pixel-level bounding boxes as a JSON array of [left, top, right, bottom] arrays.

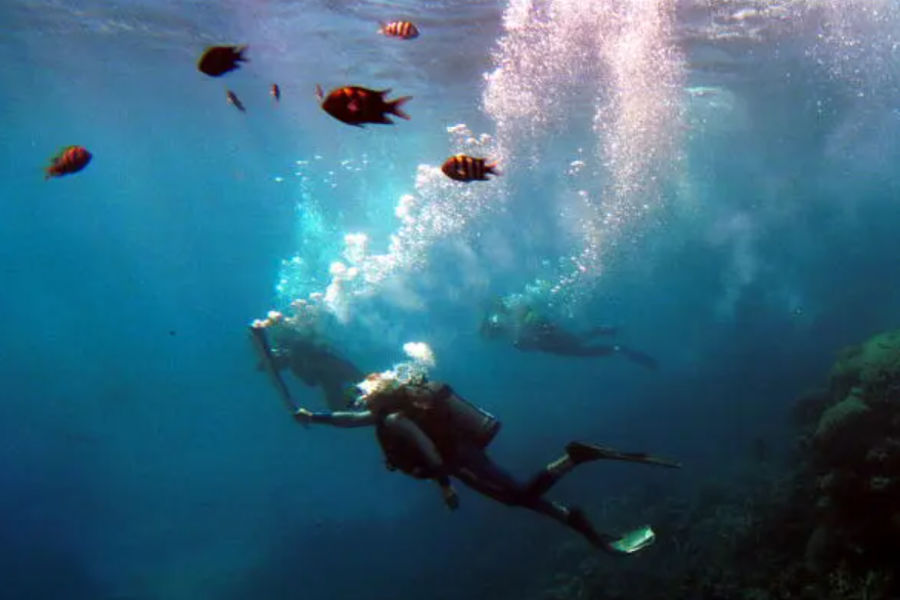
[[250, 313, 364, 410], [480, 299, 659, 370], [291, 367, 681, 555]]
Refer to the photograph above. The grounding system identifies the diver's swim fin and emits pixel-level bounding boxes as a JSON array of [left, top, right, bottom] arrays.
[[604, 525, 656, 555], [617, 345, 659, 370], [248, 324, 298, 414], [567, 441, 682, 469]]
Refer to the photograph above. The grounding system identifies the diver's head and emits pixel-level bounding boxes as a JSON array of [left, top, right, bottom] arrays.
[[479, 311, 508, 340], [354, 370, 402, 410]]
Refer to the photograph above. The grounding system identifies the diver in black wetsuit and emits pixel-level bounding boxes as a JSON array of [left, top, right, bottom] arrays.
[[480, 301, 659, 370], [293, 373, 680, 554], [272, 335, 364, 410], [250, 321, 364, 410]]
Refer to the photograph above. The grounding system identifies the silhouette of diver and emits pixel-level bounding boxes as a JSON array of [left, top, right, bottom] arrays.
[[480, 300, 659, 370], [250, 321, 363, 410], [293, 371, 680, 554]]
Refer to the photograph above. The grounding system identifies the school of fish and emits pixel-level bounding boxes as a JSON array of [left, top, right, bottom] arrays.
[[44, 20, 497, 183]]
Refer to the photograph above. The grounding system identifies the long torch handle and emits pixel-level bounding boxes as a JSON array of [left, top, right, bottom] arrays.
[[248, 325, 299, 414]]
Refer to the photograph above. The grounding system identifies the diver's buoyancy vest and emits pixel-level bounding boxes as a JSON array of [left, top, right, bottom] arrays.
[[408, 382, 500, 450], [375, 382, 501, 472]]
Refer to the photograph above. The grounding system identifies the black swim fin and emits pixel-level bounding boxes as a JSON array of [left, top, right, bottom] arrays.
[[567, 442, 682, 469], [617, 345, 659, 370]]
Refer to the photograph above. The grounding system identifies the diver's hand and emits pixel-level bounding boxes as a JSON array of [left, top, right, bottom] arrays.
[[293, 407, 313, 427], [442, 485, 459, 510]]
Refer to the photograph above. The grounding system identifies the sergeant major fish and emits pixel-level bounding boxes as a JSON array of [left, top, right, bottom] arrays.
[[378, 20, 419, 39], [441, 154, 499, 182]]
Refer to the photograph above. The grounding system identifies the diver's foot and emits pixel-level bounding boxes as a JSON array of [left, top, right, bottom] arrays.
[[566, 441, 612, 465]]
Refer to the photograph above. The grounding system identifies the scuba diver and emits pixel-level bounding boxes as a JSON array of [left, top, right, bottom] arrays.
[[480, 299, 659, 370], [291, 369, 681, 555], [250, 313, 364, 410]]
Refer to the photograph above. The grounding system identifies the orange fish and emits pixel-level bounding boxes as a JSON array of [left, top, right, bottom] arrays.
[[227, 89, 246, 112], [44, 145, 92, 180], [315, 84, 411, 127], [378, 20, 419, 40], [441, 154, 499, 182], [270, 83, 280, 101]]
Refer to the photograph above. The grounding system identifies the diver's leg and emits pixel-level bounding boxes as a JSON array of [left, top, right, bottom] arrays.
[[615, 345, 659, 370], [524, 499, 606, 548], [522, 451, 578, 497], [580, 326, 619, 339], [451, 445, 529, 505], [453, 448, 652, 553], [525, 499, 654, 555]]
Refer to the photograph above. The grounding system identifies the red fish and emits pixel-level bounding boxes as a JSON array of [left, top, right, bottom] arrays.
[[271, 83, 281, 101], [378, 20, 419, 40], [441, 154, 499, 182], [315, 84, 411, 127], [227, 89, 246, 112], [44, 145, 92, 180]]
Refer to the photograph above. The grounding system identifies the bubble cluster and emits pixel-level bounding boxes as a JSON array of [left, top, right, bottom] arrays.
[[483, 0, 685, 306], [270, 124, 504, 326]]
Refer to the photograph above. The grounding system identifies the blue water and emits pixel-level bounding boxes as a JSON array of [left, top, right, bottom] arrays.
[[2, 0, 900, 598]]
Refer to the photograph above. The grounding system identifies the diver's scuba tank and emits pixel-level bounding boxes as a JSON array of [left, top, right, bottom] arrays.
[[431, 383, 501, 448]]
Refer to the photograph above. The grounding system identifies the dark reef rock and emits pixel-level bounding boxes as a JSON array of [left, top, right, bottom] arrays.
[[534, 329, 900, 600]]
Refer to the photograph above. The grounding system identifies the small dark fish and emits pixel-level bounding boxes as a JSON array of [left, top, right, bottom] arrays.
[[441, 154, 499, 182], [45, 145, 92, 180], [378, 20, 419, 39], [227, 89, 246, 112], [270, 83, 281, 101], [168, 330, 177, 336], [197, 45, 248, 77], [315, 84, 411, 127]]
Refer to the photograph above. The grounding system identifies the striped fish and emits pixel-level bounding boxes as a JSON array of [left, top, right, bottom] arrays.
[[378, 20, 419, 40], [441, 154, 500, 182]]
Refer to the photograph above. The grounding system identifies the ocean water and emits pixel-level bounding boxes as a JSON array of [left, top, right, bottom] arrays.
[[2, 0, 900, 598]]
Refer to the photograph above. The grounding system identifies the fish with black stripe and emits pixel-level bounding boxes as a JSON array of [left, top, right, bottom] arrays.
[[441, 154, 500, 182], [378, 20, 419, 39]]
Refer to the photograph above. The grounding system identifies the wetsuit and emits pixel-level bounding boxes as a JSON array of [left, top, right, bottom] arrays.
[[488, 308, 659, 370], [279, 337, 364, 409], [302, 381, 628, 551]]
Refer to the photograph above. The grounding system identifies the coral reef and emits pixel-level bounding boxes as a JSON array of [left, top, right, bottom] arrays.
[[535, 328, 900, 600]]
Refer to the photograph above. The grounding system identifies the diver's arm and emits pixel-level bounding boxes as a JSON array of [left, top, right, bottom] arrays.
[[382, 413, 459, 510], [294, 407, 375, 428]]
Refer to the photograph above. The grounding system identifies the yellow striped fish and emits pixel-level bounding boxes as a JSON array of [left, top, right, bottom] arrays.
[[441, 154, 500, 182], [378, 20, 419, 40]]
